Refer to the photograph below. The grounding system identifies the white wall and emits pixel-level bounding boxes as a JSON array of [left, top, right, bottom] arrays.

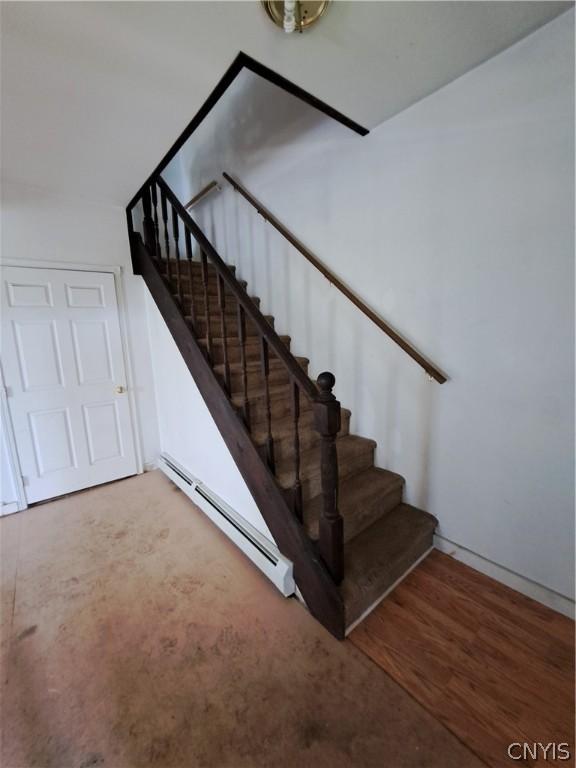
[[165, 12, 574, 602], [162, 68, 348, 205], [0, 179, 160, 472]]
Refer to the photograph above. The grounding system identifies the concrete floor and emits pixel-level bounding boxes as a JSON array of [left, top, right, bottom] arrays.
[[1, 470, 483, 768]]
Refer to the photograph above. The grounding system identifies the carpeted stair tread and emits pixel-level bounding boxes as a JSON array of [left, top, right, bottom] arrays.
[[275, 434, 376, 501], [193, 313, 275, 338], [342, 504, 437, 630], [250, 407, 351, 443], [214, 356, 309, 393], [159, 261, 237, 276], [198, 335, 292, 364], [305, 467, 405, 544], [231, 380, 307, 406], [214, 357, 309, 375], [183, 296, 261, 317], [175, 280, 248, 299], [250, 409, 352, 462]]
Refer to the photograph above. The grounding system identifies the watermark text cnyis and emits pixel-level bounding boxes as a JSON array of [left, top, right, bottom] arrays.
[[507, 743, 571, 761]]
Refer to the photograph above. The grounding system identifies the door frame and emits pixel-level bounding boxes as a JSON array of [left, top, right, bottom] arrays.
[[0, 259, 145, 507], [0, 363, 27, 514]]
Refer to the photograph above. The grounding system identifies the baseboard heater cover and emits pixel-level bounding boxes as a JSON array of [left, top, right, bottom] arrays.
[[159, 453, 295, 597]]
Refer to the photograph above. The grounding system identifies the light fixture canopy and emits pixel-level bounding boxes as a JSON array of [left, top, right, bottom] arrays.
[[261, 1, 330, 34]]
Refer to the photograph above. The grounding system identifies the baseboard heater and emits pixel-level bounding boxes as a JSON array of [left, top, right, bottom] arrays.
[[159, 453, 295, 597]]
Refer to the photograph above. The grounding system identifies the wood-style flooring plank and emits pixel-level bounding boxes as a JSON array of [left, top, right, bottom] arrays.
[[349, 550, 575, 768]]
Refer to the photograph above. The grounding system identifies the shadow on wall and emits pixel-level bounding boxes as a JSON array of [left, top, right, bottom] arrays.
[[165, 68, 338, 202]]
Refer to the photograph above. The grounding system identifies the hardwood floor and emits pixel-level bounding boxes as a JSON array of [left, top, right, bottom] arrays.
[[349, 550, 575, 768]]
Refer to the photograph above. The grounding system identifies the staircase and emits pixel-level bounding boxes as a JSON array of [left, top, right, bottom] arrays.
[[165, 259, 436, 629], [128, 174, 438, 638]]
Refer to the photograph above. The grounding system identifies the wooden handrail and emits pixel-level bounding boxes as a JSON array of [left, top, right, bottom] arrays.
[[155, 176, 320, 401], [184, 180, 220, 210], [223, 172, 447, 384]]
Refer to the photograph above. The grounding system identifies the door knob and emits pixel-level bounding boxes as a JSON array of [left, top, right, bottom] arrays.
[[115, 385, 126, 394]]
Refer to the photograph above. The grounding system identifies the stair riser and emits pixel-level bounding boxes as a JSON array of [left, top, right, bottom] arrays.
[[170, 276, 252, 298], [173, 274, 238, 290], [178, 283, 245, 302], [181, 295, 260, 316], [342, 486, 403, 543], [185, 307, 255, 324], [164, 269, 238, 288], [256, 411, 351, 463], [224, 362, 308, 395], [159, 261, 234, 278], [289, 443, 375, 503], [176, 281, 247, 299], [200, 338, 291, 364], [243, 392, 314, 425], [194, 315, 274, 339]]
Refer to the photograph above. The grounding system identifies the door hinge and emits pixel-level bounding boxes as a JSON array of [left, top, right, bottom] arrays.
[[21, 476, 29, 487]]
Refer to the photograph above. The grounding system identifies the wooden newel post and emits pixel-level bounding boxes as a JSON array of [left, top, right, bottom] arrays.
[[314, 371, 343, 584], [142, 186, 157, 258]]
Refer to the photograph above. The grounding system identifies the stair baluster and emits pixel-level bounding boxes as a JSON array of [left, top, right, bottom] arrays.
[[142, 186, 156, 259], [291, 380, 303, 522], [151, 184, 161, 259], [200, 250, 213, 360], [314, 372, 343, 583], [171, 204, 182, 306], [160, 189, 171, 280], [260, 337, 275, 472], [237, 304, 250, 426], [185, 229, 196, 330], [217, 274, 231, 393]]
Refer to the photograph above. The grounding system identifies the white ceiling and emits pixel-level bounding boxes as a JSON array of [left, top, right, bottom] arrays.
[[1, 1, 572, 206]]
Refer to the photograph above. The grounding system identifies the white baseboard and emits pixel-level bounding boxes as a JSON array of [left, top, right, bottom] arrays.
[[143, 460, 158, 472], [434, 535, 575, 620], [1, 501, 21, 516]]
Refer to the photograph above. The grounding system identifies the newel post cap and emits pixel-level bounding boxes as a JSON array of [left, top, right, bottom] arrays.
[[317, 371, 336, 401]]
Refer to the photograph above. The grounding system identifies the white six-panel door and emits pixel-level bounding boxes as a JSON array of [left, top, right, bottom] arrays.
[[1, 267, 138, 503]]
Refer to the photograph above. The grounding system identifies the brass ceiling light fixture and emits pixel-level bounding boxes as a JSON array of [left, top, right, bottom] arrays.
[[261, 1, 330, 34]]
